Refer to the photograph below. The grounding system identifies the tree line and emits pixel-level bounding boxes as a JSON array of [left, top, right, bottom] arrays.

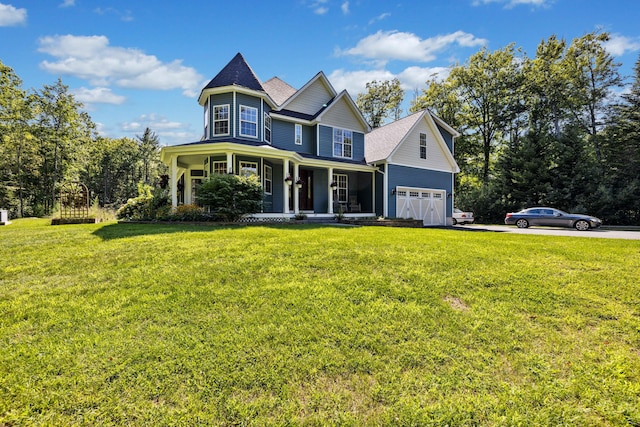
[[3, 31, 639, 224], [0, 60, 166, 218], [358, 32, 640, 225]]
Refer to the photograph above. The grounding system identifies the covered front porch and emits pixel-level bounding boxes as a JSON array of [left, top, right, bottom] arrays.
[[160, 142, 377, 219]]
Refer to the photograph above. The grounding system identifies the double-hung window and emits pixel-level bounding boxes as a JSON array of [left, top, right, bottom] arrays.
[[213, 105, 229, 135], [295, 124, 302, 145], [264, 113, 272, 144], [264, 165, 272, 195], [419, 133, 427, 159], [333, 128, 352, 159], [332, 173, 348, 203], [240, 106, 258, 137]]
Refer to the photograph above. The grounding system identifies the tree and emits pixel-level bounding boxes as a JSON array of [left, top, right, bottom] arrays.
[[137, 127, 162, 184], [0, 60, 36, 217], [356, 78, 404, 128], [564, 32, 623, 165], [196, 174, 263, 222], [599, 54, 640, 223], [32, 78, 95, 214]]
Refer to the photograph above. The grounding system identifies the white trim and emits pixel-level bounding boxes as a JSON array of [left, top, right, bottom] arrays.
[[212, 104, 230, 137], [239, 105, 258, 138], [332, 127, 353, 160], [264, 164, 273, 195], [233, 93, 237, 138], [264, 112, 272, 144], [295, 123, 302, 145], [385, 161, 457, 174]]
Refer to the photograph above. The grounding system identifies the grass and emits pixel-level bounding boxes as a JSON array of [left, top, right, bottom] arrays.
[[1, 219, 639, 426]]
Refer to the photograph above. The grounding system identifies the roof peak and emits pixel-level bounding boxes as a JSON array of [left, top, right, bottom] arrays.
[[201, 52, 264, 93]]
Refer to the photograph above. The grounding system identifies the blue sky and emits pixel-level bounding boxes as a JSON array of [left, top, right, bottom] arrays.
[[1, 0, 639, 146]]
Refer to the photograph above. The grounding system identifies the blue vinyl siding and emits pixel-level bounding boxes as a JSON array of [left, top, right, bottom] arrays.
[[235, 93, 262, 140], [207, 93, 233, 140], [271, 120, 315, 155], [318, 125, 365, 162], [387, 164, 453, 218], [436, 123, 454, 153], [318, 125, 333, 158]]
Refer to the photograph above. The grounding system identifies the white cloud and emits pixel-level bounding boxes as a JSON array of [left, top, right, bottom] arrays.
[[368, 12, 390, 25], [329, 69, 396, 96], [37, 35, 203, 96], [120, 114, 199, 145], [94, 7, 133, 22], [308, 0, 328, 15], [337, 30, 487, 65], [341, 1, 349, 14], [0, 3, 27, 26], [59, 0, 75, 8], [472, 0, 551, 8], [328, 66, 451, 97], [603, 33, 640, 57], [71, 87, 126, 105]]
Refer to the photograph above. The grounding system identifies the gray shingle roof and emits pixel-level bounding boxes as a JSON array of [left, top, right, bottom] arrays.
[[202, 52, 264, 92], [364, 111, 424, 163]]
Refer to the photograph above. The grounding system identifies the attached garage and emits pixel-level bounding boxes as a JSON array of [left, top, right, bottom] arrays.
[[395, 186, 446, 226]]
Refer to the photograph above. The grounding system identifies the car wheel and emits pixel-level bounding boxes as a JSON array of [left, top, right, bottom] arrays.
[[516, 219, 529, 228], [452, 218, 458, 225], [574, 220, 590, 231]]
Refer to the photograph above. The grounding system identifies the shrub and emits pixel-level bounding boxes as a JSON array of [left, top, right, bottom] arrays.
[[116, 183, 169, 221], [196, 174, 263, 222], [169, 204, 206, 222]]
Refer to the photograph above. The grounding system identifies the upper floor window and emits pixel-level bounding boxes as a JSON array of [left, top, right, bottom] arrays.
[[295, 124, 302, 145], [240, 105, 258, 137], [420, 133, 427, 159], [204, 100, 209, 138], [264, 113, 272, 144], [333, 128, 352, 159], [213, 105, 229, 135], [264, 164, 272, 195]]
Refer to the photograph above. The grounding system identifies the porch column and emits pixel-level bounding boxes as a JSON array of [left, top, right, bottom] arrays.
[[226, 152, 233, 174], [283, 159, 290, 214], [293, 163, 300, 215], [171, 155, 178, 207], [371, 172, 375, 216], [328, 167, 334, 214]]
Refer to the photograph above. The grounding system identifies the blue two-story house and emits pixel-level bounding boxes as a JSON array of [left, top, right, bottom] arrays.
[[160, 53, 460, 225]]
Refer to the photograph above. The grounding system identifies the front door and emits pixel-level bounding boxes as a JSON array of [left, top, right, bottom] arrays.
[[299, 169, 314, 211]]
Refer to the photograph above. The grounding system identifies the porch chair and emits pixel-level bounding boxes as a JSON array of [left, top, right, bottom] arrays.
[[348, 196, 361, 213]]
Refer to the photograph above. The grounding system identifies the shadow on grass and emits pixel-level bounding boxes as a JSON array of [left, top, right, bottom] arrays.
[[92, 221, 352, 240]]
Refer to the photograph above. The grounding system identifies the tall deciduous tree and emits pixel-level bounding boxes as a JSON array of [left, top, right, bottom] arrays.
[[356, 78, 404, 128], [565, 32, 622, 164], [0, 60, 36, 217], [32, 78, 95, 214]]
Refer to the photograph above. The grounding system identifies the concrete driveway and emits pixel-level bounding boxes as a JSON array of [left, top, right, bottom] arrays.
[[454, 224, 640, 240]]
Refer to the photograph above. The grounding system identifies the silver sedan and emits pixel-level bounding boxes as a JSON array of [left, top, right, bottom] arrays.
[[504, 207, 602, 231]]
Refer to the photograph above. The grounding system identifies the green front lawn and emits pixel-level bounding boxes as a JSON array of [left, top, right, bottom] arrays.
[[1, 219, 639, 426]]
